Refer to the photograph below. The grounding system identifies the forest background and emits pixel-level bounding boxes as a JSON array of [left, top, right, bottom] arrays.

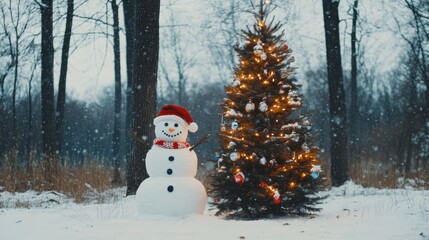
[[0, 0, 428, 200]]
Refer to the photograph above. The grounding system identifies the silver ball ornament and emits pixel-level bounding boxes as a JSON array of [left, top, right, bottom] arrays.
[[231, 121, 239, 130], [258, 101, 268, 112], [253, 43, 263, 57], [245, 101, 255, 113], [230, 151, 240, 161]]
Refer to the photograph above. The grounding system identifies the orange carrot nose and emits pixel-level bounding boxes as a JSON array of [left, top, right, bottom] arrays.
[[168, 128, 175, 132]]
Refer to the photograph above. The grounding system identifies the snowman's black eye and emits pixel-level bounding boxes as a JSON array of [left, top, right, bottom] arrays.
[[174, 123, 179, 127], [164, 123, 169, 127]]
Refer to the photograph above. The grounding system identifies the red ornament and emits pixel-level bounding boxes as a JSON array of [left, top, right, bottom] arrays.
[[282, 43, 289, 51], [234, 172, 245, 185], [259, 181, 267, 187], [273, 190, 281, 204]]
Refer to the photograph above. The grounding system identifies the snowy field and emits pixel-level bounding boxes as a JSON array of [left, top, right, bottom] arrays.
[[0, 181, 428, 240]]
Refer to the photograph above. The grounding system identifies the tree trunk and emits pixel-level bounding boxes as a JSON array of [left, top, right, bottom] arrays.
[[12, 40, 18, 152], [56, 0, 74, 162], [125, 0, 160, 195], [123, 0, 135, 86], [349, 0, 359, 158], [111, 0, 122, 184], [40, 0, 58, 183], [26, 59, 37, 174], [322, 0, 349, 186], [123, 0, 135, 193]]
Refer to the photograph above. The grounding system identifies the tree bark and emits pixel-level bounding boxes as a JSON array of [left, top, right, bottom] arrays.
[[56, 0, 74, 161], [350, 0, 359, 158], [26, 59, 38, 173], [125, 0, 160, 195], [111, 0, 122, 184], [123, 0, 135, 193], [40, 0, 58, 182], [322, 0, 349, 186], [11, 36, 18, 151]]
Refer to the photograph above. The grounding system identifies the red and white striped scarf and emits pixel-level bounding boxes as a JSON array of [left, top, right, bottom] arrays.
[[153, 139, 190, 149]]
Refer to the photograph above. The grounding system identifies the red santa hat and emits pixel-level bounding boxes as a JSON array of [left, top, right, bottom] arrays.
[[153, 104, 198, 132]]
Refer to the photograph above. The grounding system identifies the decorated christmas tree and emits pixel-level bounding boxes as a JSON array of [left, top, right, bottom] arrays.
[[209, 1, 324, 219]]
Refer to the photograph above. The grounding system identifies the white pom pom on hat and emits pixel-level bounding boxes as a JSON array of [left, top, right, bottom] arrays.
[[153, 104, 198, 132]]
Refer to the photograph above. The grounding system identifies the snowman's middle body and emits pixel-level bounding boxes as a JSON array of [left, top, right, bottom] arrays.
[[146, 146, 197, 177]]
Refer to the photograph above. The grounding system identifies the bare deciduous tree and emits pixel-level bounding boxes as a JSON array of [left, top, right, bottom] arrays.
[[40, 0, 58, 182], [56, 0, 74, 161], [159, 0, 195, 106], [349, 0, 359, 157], [0, 0, 35, 151], [111, 0, 122, 184]]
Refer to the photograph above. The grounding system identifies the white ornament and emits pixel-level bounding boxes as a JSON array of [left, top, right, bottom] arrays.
[[261, 52, 267, 60], [217, 157, 223, 168], [228, 141, 237, 148], [268, 159, 277, 167], [310, 165, 322, 179], [258, 101, 268, 112], [231, 120, 239, 130], [291, 134, 299, 142], [230, 151, 240, 161], [273, 190, 280, 200], [232, 79, 241, 87], [253, 43, 264, 57], [260, 157, 267, 165], [245, 100, 255, 112], [302, 142, 310, 153]]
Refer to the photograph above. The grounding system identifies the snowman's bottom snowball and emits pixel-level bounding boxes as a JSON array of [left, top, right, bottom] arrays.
[[136, 177, 207, 216]]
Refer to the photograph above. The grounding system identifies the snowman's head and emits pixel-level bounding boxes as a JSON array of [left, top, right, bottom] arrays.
[[154, 119, 189, 141], [153, 104, 198, 142]]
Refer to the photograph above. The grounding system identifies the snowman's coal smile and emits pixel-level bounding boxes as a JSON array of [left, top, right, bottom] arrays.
[[162, 130, 182, 138]]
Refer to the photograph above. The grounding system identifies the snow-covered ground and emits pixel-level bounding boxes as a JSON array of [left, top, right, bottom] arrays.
[[0, 182, 428, 240]]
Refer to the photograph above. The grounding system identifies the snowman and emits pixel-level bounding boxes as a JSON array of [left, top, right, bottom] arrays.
[[136, 104, 207, 216]]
